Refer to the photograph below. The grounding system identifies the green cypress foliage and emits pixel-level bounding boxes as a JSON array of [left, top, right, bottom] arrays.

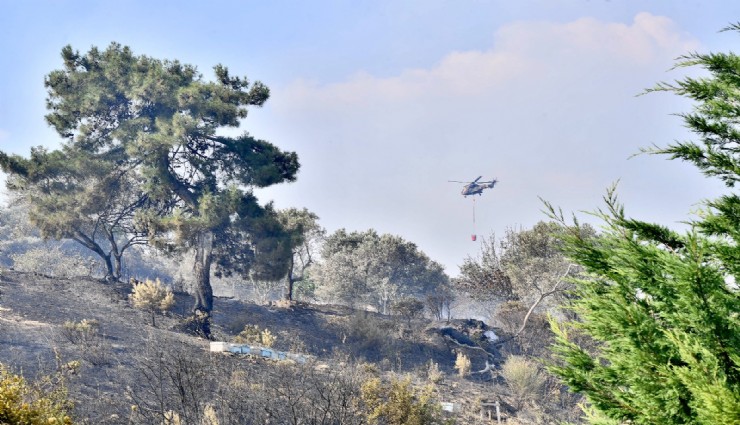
[[547, 26, 740, 424]]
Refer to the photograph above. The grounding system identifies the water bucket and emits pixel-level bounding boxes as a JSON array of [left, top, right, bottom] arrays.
[[471, 234, 477, 241]]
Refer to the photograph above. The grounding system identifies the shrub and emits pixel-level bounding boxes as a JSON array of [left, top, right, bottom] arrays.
[[202, 404, 219, 425], [345, 311, 398, 361], [179, 309, 211, 338], [361, 376, 445, 425], [501, 355, 545, 410], [390, 297, 425, 322], [60, 319, 109, 366], [260, 329, 276, 348], [454, 352, 471, 377], [61, 319, 99, 345], [293, 276, 316, 301], [233, 325, 276, 347], [163, 410, 181, 425], [0, 363, 75, 424], [130, 278, 175, 327], [426, 360, 443, 384]]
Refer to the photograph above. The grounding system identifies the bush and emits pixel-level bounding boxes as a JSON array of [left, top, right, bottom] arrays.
[[179, 309, 211, 338], [0, 363, 75, 424], [501, 355, 545, 410], [248, 277, 283, 305], [60, 319, 110, 366], [130, 278, 175, 327], [345, 312, 398, 361], [361, 376, 445, 425], [61, 319, 99, 345], [454, 352, 471, 377], [232, 325, 276, 347], [426, 360, 443, 384], [201, 405, 219, 425]]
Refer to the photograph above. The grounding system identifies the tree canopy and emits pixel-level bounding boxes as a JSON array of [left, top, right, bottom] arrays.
[[313, 229, 449, 313], [456, 221, 589, 350], [1, 144, 150, 280], [548, 27, 740, 424], [276, 207, 325, 301], [0, 43, 299, 334], [457, 221, 578, 303]]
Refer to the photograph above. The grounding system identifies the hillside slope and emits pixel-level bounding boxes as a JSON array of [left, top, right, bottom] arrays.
[[0, 269, 504, 423]]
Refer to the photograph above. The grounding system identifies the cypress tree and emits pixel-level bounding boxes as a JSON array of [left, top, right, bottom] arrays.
[[548, 26, 740, 424]]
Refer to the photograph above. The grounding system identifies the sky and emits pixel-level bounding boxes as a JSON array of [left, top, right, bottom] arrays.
[[0, 1, 737, 275]]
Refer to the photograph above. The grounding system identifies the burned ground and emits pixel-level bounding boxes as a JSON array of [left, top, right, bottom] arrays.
[[0, 270, 514, 424]]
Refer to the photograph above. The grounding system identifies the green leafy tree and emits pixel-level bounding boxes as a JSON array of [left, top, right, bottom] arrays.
[[458, 222, 589, 303], [457, 222, 586, 341], [1, 43, 298, 334], [314, 229, 449, 313], [276, 207, 325, 301], [456, 230, 513, 301], [547, 26, 740, 424]]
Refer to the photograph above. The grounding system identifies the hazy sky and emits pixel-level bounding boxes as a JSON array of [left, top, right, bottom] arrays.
[[0, 1, 736, 274]]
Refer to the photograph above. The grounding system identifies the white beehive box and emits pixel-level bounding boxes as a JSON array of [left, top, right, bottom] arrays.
[[210, 341, 229, 352]]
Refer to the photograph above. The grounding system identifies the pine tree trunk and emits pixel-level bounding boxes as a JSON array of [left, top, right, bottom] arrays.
[[283, 257, 294, 302], [102, 254, 115, 281], [105, 229, 122, 281], [193, 231, 214, 313], [188, 231, 214, 338]]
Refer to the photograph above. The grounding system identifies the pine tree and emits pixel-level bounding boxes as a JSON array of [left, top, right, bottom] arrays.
[[547, 26, 740, 424], [0, 144, 150, 281], [1, 43, 299, 335]]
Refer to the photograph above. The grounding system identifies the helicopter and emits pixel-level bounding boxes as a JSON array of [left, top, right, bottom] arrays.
[[449, 176, 498, 197]]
